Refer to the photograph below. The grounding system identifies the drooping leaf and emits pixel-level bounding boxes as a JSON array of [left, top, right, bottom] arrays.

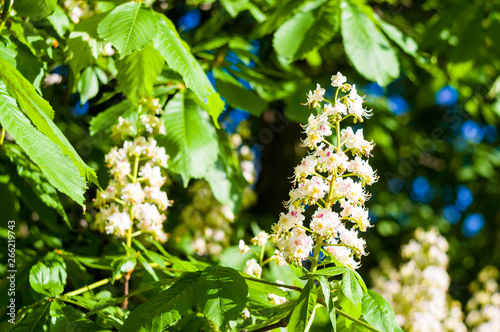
[[195, 266, 248, 329], [47, 6, 71, 38], [376, 18, 418, 57], [316, 275, 337, 331], [14, 0, 57, 21], [67, 13, 107, 76], [29, 253, 67, 297], [0, 59, 98, 188], [340, 0, 400, 86], [212, 68, 267, 116], [78, 67, 99, 104], [288, 279, 318, 332], [120, 272, 201, 332], [341, 269, 363, 307], [153, 14, 224, 125], [361, 289, 398, 332], [273, 1, 339, 61], [115, 43, 164, 104], [0, 82, 87, 206], [4, 144, 69, 223], [98, 2, 158, 59], [308, 266, 347, 277], [205, 129, 248, 213], [158, 90, 218, 185], [11, 302, 51, 332]]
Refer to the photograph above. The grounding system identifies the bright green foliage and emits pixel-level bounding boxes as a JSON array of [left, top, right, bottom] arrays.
[[340, 0, 400, 86], [0, 83, 87, 206], [29, 253, 67, 297], [50, 302, 109, 332], [195, 266, 248, 329], [159, 90, 218, 185], [78, 67, 100, 105], [89, 99, 135, 137], [14, 0, 56, 21], [115, 43, 165, 104], [273, 0, 339, 61], [0, 59, 98, 187], [121, 272, 201, 332], [362, 290, 399, 332], [309, 266, 347, 277], [153, 15, 224, 125], [288, 279, 318, 332], [341, 269, 364, 307], [98, 2, 158, 59], [11, 302, 51, 332]]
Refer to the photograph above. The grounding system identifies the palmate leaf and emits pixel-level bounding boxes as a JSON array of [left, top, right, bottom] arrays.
[[0, 58, 98, 188], [0, 82, 87, 207], [288, 279, 318, 332], [153, 14, 224, 125], [97, 2, 158, 59], [273, 0, 340, 61], [115, 43, 164, 104], [120, 272, 201, 332], [158, 90, 218, 185], [340, 0, 400, 86], [195, 266, 248, 329]]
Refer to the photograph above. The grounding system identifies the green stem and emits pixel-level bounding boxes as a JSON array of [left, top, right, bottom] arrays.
[[309, 236, 323, 272], [259, 244, 265, 266], [0, 0, 13, 31], [243, 276, 302, 292], [0, 127, 5, 145], [63, 274, 121, 297]]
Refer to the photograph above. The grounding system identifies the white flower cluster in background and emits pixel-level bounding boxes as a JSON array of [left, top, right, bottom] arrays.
[[172, 120, 257, 257], [93, 98, 171, 242], [371, 228, 467, 332], [271, 72, 377, 269], [465, 266, 500, 332]]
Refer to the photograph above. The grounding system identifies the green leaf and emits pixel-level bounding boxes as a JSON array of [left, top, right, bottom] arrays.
[[115, 43, 164, 103], [288, 279, 318, 332], [29, 253, 67, 297], [67, 13, 107, 76], [4, 144, 69, 223], [78, 67, 99, 104], [273, 1, 339, 61], [0, 82, 87, 206], [121, 272, 201, 332], [316, 276, 337, 331], [111, 255, 136, 283], [220, 0, 250, 17], [212, 68, 267, 116], [251, 0, 304, 38], [158, 90, 218, 184], [341, 269, 363, 307], [137, 253, 159, 281], [195, 266, 248, 329], [309, 266, 347, 277], [89, 99, 135, 137], [205, 129, 248, 212], [340, 0, 399, 86], [98, 2, 158, 59], [50, 301, 109, 332], [153, 14, 224, 125], [0, 59, 98, 189], [376, 18, 418, 57], [362, 289, 398, 332], [12, 302, 50, 332], [14, 0, 56, 21], [47, 6, 71, 38]]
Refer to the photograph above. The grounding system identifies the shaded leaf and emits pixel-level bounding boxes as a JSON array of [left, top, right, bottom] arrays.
[[288, 279, 318, 332], [14, 0, 56, 21]]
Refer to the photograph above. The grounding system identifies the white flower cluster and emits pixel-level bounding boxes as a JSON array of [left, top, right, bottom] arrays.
[[271, 73, 377, 269], [371, 228, 467, 332], [93, 99, 171, 242], [465, 266, 500, 332]]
